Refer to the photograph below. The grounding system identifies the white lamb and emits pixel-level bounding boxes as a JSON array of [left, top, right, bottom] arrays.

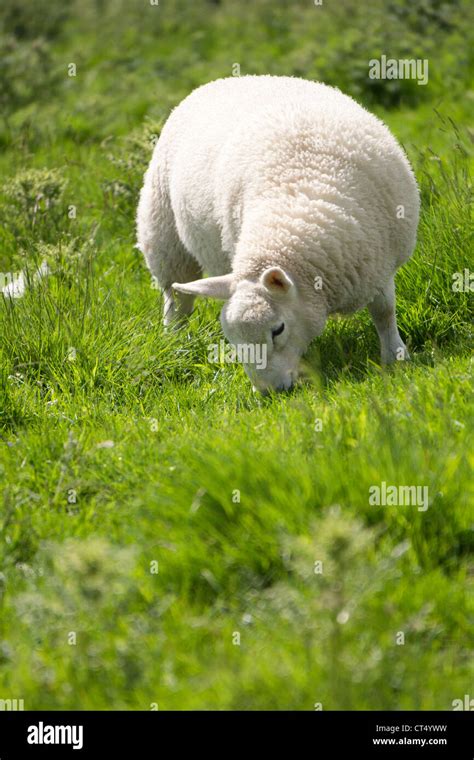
[[136, 76, 420, 392]]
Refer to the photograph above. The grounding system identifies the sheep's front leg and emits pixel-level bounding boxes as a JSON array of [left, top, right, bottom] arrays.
[[368, 277, 409, 364], [163, 287, 195, 327], [137, 165, 202, 328]]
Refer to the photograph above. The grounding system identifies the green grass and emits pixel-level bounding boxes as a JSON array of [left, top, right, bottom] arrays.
[[0, 0, 473, 710]]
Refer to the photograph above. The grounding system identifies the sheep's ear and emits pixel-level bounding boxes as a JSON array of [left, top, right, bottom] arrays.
[[172, 273, 235, 300], [261, 267, 294, 295]]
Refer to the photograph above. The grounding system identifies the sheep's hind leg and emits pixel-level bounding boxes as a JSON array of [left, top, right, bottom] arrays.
[[368, 277, 409, 364]]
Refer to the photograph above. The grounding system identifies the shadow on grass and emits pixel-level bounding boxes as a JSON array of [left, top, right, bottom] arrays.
[[297, 314, 470, 395]]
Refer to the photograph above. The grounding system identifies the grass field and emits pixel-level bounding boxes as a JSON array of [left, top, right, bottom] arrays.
[[0, 0, 473, 710]]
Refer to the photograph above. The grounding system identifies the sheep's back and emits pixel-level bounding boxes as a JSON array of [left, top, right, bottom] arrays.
[[155, 76, 419, 290]]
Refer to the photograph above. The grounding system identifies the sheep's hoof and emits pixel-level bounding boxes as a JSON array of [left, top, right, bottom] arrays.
[[382, 345, 410, 364]]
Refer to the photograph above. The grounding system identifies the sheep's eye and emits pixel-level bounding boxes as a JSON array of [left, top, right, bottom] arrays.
[[271, 322, 285, 339]]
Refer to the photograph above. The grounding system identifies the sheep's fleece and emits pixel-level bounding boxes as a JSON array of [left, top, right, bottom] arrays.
[[137, 75, 420, 392]]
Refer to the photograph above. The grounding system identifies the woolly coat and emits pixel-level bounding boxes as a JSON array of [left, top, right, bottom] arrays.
[[137, 76, 419, 333]]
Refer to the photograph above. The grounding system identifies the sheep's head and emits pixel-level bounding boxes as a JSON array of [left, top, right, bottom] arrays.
[[173, 267, 309, 393]]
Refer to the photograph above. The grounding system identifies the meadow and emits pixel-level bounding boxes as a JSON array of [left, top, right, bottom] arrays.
[[0, 0, 473, 709]]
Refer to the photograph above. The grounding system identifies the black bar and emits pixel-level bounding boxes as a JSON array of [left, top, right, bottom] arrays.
[[0, 711, 472, 757]]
